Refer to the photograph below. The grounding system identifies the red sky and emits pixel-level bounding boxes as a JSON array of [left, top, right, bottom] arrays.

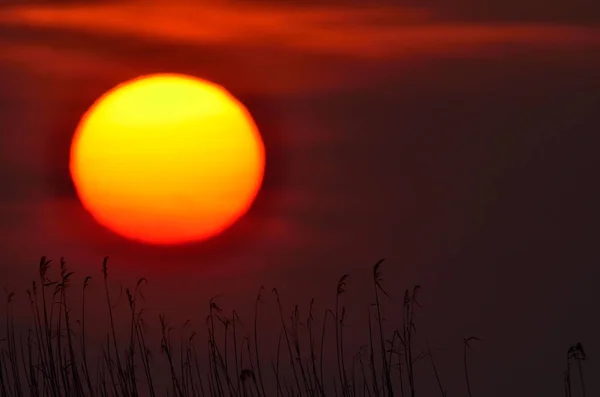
[[0, 1, 599, 396]]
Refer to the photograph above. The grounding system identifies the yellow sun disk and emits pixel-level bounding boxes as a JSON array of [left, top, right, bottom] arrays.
[[70, 74, 265, 245]]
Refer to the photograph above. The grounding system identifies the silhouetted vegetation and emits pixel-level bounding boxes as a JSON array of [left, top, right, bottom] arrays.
[[0, 257, 590, 396]]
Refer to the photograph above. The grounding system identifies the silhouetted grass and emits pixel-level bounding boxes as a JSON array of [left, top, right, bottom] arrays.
[[0, 257, 590, 397]]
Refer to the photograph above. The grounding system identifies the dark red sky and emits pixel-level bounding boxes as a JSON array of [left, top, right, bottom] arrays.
[[0, 1, 599, 396], [428, 0, 598, 22]]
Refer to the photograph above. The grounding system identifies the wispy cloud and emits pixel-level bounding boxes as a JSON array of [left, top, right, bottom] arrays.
[[1, 2, 598, 59]]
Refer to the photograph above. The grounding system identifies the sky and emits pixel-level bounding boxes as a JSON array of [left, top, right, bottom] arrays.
[[0, 1, 599, 396]]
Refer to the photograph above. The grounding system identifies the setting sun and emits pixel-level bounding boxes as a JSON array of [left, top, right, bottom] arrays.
[[69, 74, 265, 245]]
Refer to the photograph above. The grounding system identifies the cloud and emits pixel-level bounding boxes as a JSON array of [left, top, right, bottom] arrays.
[[0, 2, 598, 60]]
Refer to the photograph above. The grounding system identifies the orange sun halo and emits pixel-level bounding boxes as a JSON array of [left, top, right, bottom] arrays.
[[69, 74, 266, 245]]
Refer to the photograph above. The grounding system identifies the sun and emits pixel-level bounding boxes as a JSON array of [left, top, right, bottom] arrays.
[[69, 73, 266, 245]]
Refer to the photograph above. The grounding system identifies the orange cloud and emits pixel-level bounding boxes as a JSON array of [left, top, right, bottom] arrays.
[[1, 1, 598, 59]]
